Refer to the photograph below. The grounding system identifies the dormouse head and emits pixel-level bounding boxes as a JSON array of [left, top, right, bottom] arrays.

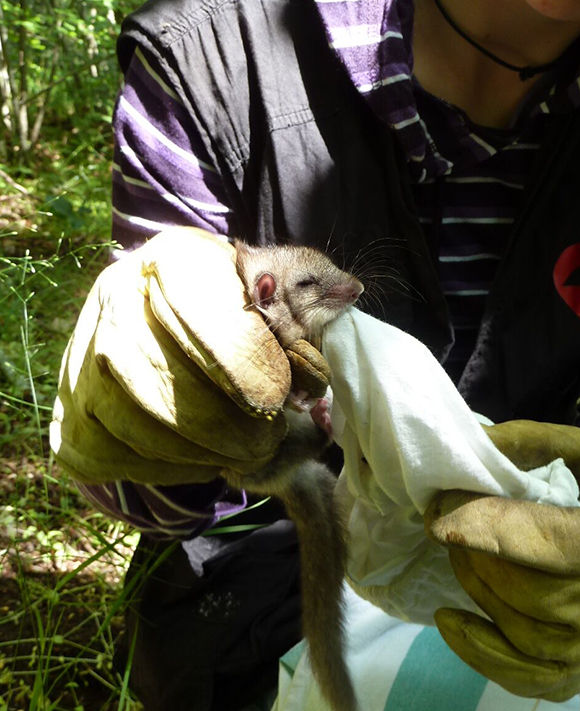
[[236, 241, 363, 346]]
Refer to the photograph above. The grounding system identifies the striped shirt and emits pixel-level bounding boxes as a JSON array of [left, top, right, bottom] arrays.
[[111, 45, 237, 252], [314, 0, 580, 380], [88, 0, 580, 536], [79, 477, 247, 540]]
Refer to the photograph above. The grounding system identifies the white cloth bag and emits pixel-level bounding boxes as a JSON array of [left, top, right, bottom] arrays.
[[322, 308, 579, 623]]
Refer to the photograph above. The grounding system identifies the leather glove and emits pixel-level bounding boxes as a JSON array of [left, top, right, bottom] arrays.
[[50, 227, 331, 486], [424, 419, 580, 702]]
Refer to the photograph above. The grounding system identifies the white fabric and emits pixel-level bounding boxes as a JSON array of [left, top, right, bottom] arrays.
[[273, 586, 580, 711], [322, 308, 580, 623]]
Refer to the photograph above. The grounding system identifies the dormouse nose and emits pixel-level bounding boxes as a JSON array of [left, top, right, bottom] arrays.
[[349, 278, 364, 302], [329, 278, 364, 304]]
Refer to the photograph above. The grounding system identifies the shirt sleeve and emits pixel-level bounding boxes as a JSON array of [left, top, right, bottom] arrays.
[[111, 45, 238, 250], [77, 479, 248, 541], [86, 47, 247, 539]]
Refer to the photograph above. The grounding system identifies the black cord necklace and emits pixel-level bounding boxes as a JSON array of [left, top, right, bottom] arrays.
[[432, 0, 570, 81]]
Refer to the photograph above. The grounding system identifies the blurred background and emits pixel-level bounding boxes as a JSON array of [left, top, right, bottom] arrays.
[[0, 2, 146, 709]]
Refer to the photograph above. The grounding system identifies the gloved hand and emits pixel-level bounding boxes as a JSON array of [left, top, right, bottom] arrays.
[[50, 227, 331, 486], [424, 419, 580, 702]]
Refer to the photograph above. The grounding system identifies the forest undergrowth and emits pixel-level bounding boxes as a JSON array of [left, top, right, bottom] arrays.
[[0, 154, 148, 711], [1, 2, 146, 709]]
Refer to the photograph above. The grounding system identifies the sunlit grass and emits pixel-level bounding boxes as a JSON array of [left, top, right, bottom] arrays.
[[0, 183, 143, 709]]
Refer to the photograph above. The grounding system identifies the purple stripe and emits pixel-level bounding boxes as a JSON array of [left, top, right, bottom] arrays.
[[424, 231, 508, 260], [129, 51, 207, 142], [121, 83, 217, 175], [112, 185, 190, 225], [437, 241, 507, 259], [113, 134, 224, 205], [114, 105, 209, 181], [112, 162, 230, 217], [442, 279, 495, 293], [111, 210, 157, 237], [111, 197, 232, 243], [414, 184, 523, 212], [439, 263, 506, 283], [111, 171, 231, 226], [111, 50, 237, 249], [112, 171, 215, 218], [311, 1, 372, 27], [109, 222, 151, 251], [342, 63, 410, 90], [340, 47, 411, 84], [113, 126, 227, 206], [77, 479, 247, 540]]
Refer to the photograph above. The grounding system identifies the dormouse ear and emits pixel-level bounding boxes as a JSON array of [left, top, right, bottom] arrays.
[[254, 273, 277, 307], [234, 238, 250, 255]]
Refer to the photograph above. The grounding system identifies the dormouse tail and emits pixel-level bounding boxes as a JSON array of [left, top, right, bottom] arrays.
[[282, 461, 358, 711]]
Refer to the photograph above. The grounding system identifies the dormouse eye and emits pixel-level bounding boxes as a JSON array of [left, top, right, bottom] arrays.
[[296, 277, 318, 287]]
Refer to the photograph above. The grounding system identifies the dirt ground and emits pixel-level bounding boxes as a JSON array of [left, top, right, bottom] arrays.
[[0, 457, 137, 711]]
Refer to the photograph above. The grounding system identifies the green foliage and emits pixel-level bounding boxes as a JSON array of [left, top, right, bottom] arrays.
[[0, 2, 268, 706], [0, 234, 110, 455], [1, 2, 144, 710], [0, 0, 142, 163], [0, 464, 144, 711], [0, 210, 140, 708]]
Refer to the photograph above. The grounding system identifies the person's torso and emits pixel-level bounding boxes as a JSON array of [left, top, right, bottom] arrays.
[[119, 0, 580, 424]]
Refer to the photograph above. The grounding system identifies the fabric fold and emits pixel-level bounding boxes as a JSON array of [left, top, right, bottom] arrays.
[[323, 309, 579, 623]]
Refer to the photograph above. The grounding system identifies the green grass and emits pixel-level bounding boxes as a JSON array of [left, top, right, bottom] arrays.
[[0, 169, 145, 710], [0, 7, 160, 705], [0, 179, 271, 711], [0, 134, 274, 708]]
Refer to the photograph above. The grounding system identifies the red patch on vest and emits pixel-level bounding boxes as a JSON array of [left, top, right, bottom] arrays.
[[554, 244, 580, 317]]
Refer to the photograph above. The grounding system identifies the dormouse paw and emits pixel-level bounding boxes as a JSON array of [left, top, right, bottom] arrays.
[[310, 397, 333, 439]]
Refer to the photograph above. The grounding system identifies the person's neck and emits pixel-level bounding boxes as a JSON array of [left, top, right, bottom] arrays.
[[412, 0, 580, 128], [437, 0, 580, 68]]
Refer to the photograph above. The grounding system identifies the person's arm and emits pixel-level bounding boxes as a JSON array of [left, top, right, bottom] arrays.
[[77, 478, 246, 540], [111, 46, 236, 251], [53, 49, 278, 539]]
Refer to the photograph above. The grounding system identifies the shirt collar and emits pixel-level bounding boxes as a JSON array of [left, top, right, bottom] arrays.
[[313, 0, 580, 181]]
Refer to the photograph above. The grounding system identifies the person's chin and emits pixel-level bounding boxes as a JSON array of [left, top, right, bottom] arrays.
[[524, 0, 580, 23]]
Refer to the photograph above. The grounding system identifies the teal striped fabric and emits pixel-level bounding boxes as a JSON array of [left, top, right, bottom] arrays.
[[273, 591, 579, 711], [384, 627, 487, 711]]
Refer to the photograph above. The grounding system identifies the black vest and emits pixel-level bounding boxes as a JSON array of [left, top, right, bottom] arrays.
[[118, 0, 580, 425]]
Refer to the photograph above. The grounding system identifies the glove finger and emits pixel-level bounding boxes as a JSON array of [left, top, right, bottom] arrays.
[[461, 549, 580, 631], [434, 608, 579, 702], [92, 254, 287, 465], [285, 339, 331, 400], [90, 356, 280, 473], [449, 549, 580, 663], [425, 489, 580, 574], [145, 227, 291, 415], [52, 387, 222, 486], [51, 237, 290, 484], [484, 420, 580, 480]]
